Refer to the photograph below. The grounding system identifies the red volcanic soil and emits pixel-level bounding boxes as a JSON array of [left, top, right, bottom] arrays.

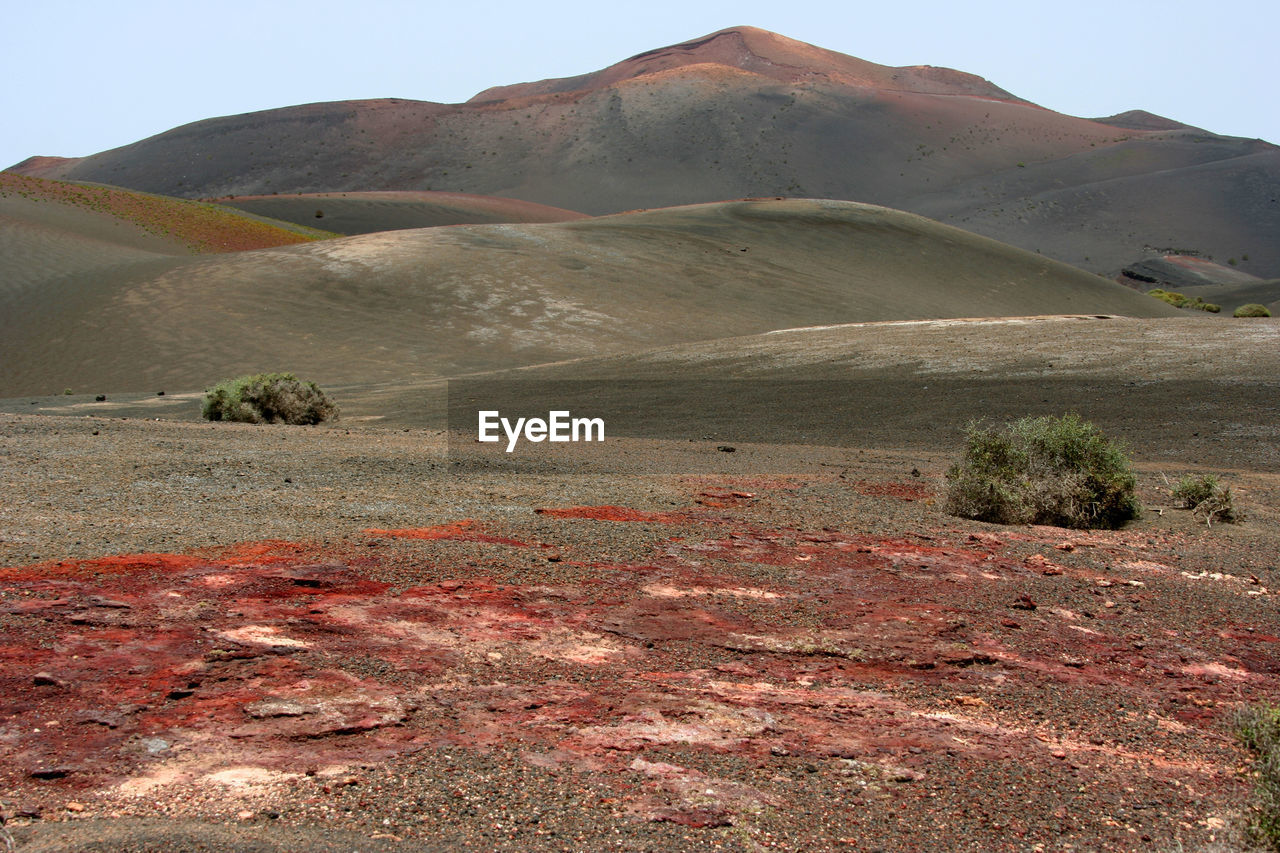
[[534, 505, 688, 523], [3, 474, 1273, 850]]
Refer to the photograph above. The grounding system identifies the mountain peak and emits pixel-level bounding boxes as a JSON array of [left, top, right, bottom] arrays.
[[469, 26, 1027, 104]]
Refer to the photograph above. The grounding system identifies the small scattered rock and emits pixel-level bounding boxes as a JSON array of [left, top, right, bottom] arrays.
[[33, 672, 63, 687], [140, 737, 170, 754], [65, 802, 85, 812], [29, 767, 72, 780], [1009, 595, 1037, 611], [716, 445, 736, 453], [243, 698, 313, 719]]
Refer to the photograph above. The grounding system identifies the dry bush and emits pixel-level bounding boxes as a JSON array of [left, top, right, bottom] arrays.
[[1171, 474, 1240, 525], [1233, 704, 1280, 850], [202, 372, 337, 425], [945, 414, 1140, 529]]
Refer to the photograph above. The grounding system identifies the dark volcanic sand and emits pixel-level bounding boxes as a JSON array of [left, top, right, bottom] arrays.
[[1, 409, 1276, 851]]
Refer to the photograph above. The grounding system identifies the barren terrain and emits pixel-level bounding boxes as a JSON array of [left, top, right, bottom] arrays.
[[2, 22, 1277, 853], [3, 318, 1278, 851]]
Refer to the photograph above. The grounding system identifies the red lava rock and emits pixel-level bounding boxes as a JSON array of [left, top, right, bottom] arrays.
[[0, 500, 1271, 847]]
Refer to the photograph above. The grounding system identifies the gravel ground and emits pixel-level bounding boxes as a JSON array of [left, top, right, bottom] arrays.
[[2, 407, 1278, 851]]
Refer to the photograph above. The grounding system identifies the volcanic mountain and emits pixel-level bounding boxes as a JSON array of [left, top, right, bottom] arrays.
[[9, 26, 1279, 277]]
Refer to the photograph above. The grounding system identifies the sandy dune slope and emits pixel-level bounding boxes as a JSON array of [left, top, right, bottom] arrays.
[[0, 198, 1175, 397]]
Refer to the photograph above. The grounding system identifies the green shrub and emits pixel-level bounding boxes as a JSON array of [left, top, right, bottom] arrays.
[[1235, 303, 1273, 318], [1171, 473, 1240, 524], [1148, 288, 1188, 308], [945, 414, 1140, 529], [1148, 290, 1221, 312], [1236, 705, 1280, 755], [202, 372, 337, 425], [1234, 704, 1280, 850]]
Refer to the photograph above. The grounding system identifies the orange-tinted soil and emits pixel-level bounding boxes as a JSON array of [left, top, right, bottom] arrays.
[[3, 477, 1272, 850]]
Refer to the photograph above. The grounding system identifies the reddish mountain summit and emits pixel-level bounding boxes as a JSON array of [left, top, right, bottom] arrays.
[[470, 26, 1028, 103]]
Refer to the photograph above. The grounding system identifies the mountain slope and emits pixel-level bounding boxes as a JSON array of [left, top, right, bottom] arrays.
[[0, 198, 1176, 397], [9, 27, 1277, 277], [0, 172, 332, 255]]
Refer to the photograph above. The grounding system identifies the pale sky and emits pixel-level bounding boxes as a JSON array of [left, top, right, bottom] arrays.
[[3, 0, 1276, 171]]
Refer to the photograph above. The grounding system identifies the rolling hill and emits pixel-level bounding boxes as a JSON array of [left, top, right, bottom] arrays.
[[214, 191, 586, 235], [9, 26, 1278, 277], [0, 197, 1176, 398]]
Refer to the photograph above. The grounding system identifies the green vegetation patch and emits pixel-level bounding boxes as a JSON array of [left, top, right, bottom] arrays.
[[1170, 473, 1240, 525], [945, 414, 1140, 529], [202, 373, 337, 425], [1234, 303, 1273, 318], [1146, 289, 1220, 313], [1233, 704, 1280, 850], [0, 172, 335, 253]]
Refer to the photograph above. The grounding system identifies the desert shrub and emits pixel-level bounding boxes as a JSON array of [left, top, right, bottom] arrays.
[[1148, 290, 1221, 312], [945, 414, 1140, 529], [1236, 705, 1280, 755], [1149, 288, 1188, 308], [1171, 473, 1240, 524], [1235, 303, 1273, 318], [202, 372, 337, 425], [1234, 704, 1280, 850]]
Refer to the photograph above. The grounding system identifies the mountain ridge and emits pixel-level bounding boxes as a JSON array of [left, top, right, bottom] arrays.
[[6, 26, 1277, 276]]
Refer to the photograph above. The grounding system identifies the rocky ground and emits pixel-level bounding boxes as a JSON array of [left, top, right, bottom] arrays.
[[2, 412, 1277, 851]]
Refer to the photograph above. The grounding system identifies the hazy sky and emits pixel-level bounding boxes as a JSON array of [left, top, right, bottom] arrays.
[[3, 0, 1276, 171]]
